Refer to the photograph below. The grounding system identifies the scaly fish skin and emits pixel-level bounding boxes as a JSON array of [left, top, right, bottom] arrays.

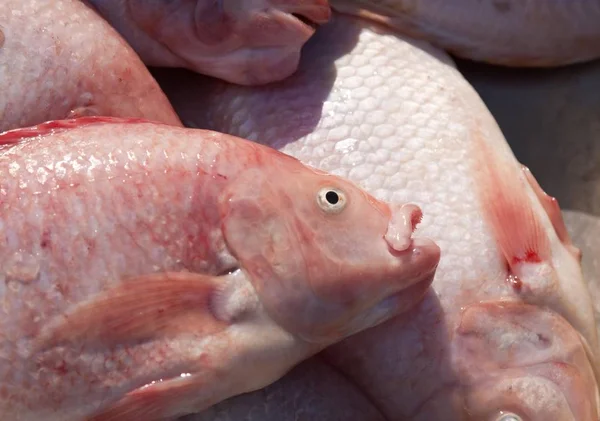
[[0, 117, 440, 421], [155, 13, 600, 421], [86, 0, 331, 86], [0, 0, 181, 133]]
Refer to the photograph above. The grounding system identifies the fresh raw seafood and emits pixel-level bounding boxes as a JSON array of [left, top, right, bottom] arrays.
[[0, 0, 181, 133], [457, 57, 600, 215], [154, 13, 600, 420], [86, 0, 331, 85], [0, 117, 440, 421], [329, 0, 600, 67]]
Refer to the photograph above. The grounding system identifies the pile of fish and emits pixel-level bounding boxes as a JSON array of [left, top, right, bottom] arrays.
[[1, 1, 599, 420]]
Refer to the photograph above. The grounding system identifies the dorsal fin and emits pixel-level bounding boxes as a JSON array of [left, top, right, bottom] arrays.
[[0, 116, 154, 145]]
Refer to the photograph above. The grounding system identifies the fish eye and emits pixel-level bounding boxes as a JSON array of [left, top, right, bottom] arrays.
[[317, 187, 347, 214], [496, 412, 522, 421]]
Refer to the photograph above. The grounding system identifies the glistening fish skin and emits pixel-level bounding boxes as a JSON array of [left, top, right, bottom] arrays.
[[330, 0, 600, 67], [86, 0, 331, 85], [0, 0, 181, 133], [0, 117, 440, 421], [155, 13, 600, 421]]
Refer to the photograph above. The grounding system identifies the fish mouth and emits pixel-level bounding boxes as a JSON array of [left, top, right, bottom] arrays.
[[287, 3, 331, 30], [292, 13, 319, 30]]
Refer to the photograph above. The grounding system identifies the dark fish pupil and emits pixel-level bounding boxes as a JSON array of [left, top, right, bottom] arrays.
[[326, 191, 339, 205]]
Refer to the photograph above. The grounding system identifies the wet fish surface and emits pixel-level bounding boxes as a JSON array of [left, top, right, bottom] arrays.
[[0, 0, 181, 133], [86, 0, 332, 85], [0, 116, 440, 421], [155, 13, 600, 421]]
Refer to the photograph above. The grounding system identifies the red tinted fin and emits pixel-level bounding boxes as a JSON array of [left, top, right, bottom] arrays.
[[0, 116, 155, 145], [35, 272, 227, 352], [521, 165, 582, 262], [473, 135, 551, 273], [88, 373, 205, 421]]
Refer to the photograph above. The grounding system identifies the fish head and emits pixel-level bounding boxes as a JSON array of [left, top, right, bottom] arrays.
[[122, 0, 331, 85], [454, 302, 600, 421], [219, 152, 440, 344]]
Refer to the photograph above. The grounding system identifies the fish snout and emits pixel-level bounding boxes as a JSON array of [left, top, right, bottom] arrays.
[[382, 203, 440, 291]]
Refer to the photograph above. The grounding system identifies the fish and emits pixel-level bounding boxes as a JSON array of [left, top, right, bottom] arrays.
[[0, 116, 440, 421], [85, 0, 332, 86], [328, 0, 600, 67], [153, 12, 600, 421], [0, 0, 182, 133]]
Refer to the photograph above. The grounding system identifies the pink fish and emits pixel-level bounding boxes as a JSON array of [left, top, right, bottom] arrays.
[[329, 0, 600, 67], [86, 0, 332, 85], [154, 12, 600, 421], [0, 117, 440, 421], [0, 0, 181, 133]]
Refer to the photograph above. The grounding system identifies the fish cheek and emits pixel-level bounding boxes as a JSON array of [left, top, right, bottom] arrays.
[[221, 188, 314, 336]]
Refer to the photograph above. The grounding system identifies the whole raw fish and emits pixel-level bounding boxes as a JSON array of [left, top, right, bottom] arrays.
[[0, 116, 440, 421], [154, 13, 600, 421], [0, 0, 181, 133], [329, 0, 600, 67], [86, 0, 331, 85]]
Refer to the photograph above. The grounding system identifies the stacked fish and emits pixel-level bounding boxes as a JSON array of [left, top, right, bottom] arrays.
[[1, 1, 599, 421]]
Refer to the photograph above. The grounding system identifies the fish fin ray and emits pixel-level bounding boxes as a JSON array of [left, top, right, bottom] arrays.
[[35, 271, 226, 351], [522, 165, 582, 262], [88, 374, 203, 421], [474, 135, 551, 272]]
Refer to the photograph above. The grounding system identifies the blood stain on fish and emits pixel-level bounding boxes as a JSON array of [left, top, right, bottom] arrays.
[[511, 250, 541, 265]]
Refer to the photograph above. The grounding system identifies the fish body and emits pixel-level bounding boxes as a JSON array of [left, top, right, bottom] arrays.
[[0, 0, 181, 133], [0, 117, 440, 421], [154, 13, 600, 421], [86, 0, 331, 85], [330, 0, 600, 67]]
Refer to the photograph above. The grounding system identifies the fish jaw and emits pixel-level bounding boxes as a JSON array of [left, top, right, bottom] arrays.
[[453, 302, 600, 421], [219, 157, 440, 345], [87, 0, 331, 85]]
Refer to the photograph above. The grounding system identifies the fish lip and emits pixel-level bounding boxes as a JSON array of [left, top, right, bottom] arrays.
[[285, 3, 332, 29], [291, 13, 318, 30]]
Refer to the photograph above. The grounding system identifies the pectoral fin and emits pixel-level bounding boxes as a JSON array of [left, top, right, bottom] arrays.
[[87, 373, 207, 421], [473, 137, 552, 273], [35, 271, 227, 352]]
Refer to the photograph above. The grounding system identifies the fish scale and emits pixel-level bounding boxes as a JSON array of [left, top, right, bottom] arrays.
[[155, 13, 600, 421], [0, 117, 439, 420], [0, 0, 181, 133]]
